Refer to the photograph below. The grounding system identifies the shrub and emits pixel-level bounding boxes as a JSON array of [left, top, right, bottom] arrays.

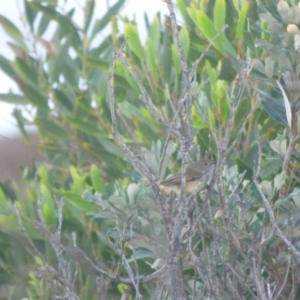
[[1, 0, 300, 299]]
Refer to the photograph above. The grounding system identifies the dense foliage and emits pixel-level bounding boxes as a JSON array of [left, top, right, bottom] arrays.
[[1, 0, 300, 299]]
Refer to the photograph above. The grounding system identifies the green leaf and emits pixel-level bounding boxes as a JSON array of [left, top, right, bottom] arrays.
[[51, 37, 72, 82], [188, 9, 236, 58], [145, 38, 157, 82], [171, 44, 181, 85], [236, 2, 249, 40], [124, 23, 143, 60], [84, 0, 95, 32], [234, 97, 251, 128], [214, 0, 226, 30], [69, 166, 86, 193], [0, 187, 8, 211], [179, 26, 190, 58], [24, 0, 38, 32], [0, 15, 23, 41], [115, 61, 139, 92], [190, 10, 223, 54], [12, 109, 30, 142], [22, 84, 49, 110], [235, 158, 253, 180], [29, 2, 57, 19], [14, 57, 38, 86], [99, 139, 124, 158], [83, 191, 100, 204], [64, 116, 106, 137], [56, 15, 81, 49], [90, 165, 105, 193], [255, 88, 287, 126], [261, 158, 282, 178], [127, 248, 154, 262], [177, 0, 189, 22], [40, 184, 57, 228], [30, 3, 81, 49], [53, 89, 73, 112], [0, 55, 16, 79], [268, 47, 292, 72], [215, 80, 229, 122], [54, 190, 95, 212], [0, 214, 40, 238], [160, 32, 172, 83], [83, 57, 109, 70], [35, 116, 70, 139], [149, 15, 161, 54], [62, 62, 79, 88], [37, 14, 51, 36], [0, 93, 29, 104], [84, 144, 120, 168]]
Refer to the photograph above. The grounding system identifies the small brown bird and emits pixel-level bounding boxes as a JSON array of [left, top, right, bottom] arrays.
[[160, 159, 215, 195]]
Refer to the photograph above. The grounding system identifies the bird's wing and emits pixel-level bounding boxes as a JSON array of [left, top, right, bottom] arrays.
[[160, 168, 202, 186], [160, 173, 182, 186]]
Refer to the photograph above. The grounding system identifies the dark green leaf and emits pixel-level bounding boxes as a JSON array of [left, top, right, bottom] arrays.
[[14, 57, 39, 86], [255, 88, 287, 126], [127, 248, 154, 262], [62, 62, 79, 88], [234, 97, 251, 127], [160, 31, 172, 83], [0, 55, 16, 79], [30, 3, 81, 49], [12, 109, 30, 141], [51, 37, 72, 82], [53, 89, 73, 111], [37, 14, 51, 36], [84, 57, 109, 70], [268, 47, 292, 71], [84, 0, 95, 32], [235, 158, 253, 180], [24, 0, 37, 32], [22, 84, 49, 110], [35, 116, 70, 139], [83, 190, 100, 203], [64, 116, 106, 137], [29, 2, 57, 19]]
